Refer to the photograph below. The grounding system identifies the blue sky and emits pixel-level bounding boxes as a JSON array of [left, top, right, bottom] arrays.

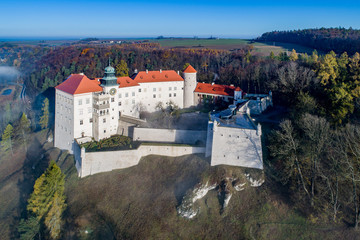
[[1, 0, 359, 38]]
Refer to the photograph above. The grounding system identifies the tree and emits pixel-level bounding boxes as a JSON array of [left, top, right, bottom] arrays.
[[18, 216, 40, 240], [20, 113, 31, 133], [318, 51, 338, 86], [27, 161, 66, 239], [289, 49, 298, 61], [269, 120, 310, 200], [116, 60, 129, 77], [39, 98, 49, 129], [19, 113, 31, 151], [269, 51, 276, 60], [44, 192, 66, 239], [1, 124, 14, 154]]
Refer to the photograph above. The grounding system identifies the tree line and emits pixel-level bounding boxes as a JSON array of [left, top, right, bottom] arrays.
[[256, 27, 360, 55]]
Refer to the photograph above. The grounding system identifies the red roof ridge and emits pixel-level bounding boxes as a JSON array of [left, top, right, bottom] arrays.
[[183, 64, 197, 73], [56, 74, 102, 95]]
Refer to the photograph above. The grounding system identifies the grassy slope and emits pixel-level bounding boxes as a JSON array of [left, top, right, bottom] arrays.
[[0, 130, 358, 239]]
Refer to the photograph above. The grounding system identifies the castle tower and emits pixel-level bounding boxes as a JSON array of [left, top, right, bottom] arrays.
[[93, 62, 120, 141], [183, 64, 197, 108]]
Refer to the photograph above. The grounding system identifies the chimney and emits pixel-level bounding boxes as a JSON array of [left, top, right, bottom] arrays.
[[146, 69, 148, 74], [134, 69, 138, 74], [80, 73, 84, 75], [230, 84, 234, 87], [160, 69, 162, 73], [177, 70, 180, 75], [211, 82, 215, 85]]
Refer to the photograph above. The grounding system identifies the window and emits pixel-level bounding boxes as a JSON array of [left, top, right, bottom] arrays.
[[169, 93, 172, 97], [169, 87, 172, 90], [174, 87, 177, 90], [153, 94, 156, 98], [118, 102, 122, 106], [80, 120, 83, 125], [86, 98, 90, 104], [78, 99, 82, 105], [89, 118, 93, 123], [79, 109, 83, 115], [174, 93, 176, 97], [132, 99, 135, 104], [125, 93, 129, 97], [153, 88, 156, 92], [119, 93, 122, 98], [111, 98, 115, 102], [104, 130, 106, 133], [132, 92, 135, 96], [103, 118, 106, 123], [138, 88, 141, 92]]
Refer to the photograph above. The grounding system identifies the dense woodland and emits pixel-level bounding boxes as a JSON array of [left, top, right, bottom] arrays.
[[3, 30, 360, 237], [257, 27, 360, 55]]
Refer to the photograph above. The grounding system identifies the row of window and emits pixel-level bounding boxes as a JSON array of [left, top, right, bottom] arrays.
[[78, 108, 93, 115], [78, 98, 91, 105], [153, 93, 177, 98]]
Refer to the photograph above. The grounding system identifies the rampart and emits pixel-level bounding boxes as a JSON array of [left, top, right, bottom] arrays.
[[76, 144, 206, 177]]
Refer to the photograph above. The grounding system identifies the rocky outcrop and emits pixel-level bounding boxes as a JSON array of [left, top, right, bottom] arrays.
[[178, 171, 265, 219]]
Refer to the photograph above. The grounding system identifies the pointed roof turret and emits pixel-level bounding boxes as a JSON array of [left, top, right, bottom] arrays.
[[183, 64, 197, 73]]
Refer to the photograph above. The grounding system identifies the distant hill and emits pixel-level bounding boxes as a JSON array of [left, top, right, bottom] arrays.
[[256, 27, 360, 55]]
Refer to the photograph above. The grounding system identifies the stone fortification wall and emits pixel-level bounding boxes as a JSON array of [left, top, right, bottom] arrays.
[[210, 124, 263, 169], [78, 144, 206, 177], [133, 128, 207, 145]]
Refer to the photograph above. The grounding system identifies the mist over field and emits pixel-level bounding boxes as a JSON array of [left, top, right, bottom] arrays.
[[0, 66, 20, 85]]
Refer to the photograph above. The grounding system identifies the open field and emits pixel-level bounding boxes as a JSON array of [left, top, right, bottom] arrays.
[[151, 38, 317, 56]]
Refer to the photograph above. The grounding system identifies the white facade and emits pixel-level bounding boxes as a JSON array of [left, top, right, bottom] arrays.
[[54, 90, 75, 151]]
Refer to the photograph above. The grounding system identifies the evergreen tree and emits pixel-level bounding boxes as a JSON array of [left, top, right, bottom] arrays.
[[44, 192, 66, 240], [318, 51, 338, 86], [19, 113, 31, 151], [27, 161, 66, 239], [269, 51, 276, 60], [39, 98, 49, 129], [311, 50, 319, 63], [116, 60, 129, 77], [18, 216, 40, 240], [20, 113, 31, 133], [1, 124, 14, 154]]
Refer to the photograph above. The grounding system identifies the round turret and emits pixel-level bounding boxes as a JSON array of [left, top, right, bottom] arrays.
[[183, 64, 197, 108]]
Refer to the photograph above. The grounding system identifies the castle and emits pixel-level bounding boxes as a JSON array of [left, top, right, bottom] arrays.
[[54, 64, 271, 177]]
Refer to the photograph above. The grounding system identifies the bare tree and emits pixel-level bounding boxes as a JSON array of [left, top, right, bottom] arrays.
[[300, 114, 330, 207], [269, 119, 310, 199]]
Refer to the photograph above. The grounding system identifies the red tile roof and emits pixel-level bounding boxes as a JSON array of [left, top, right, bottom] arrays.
[[55, 74, 103, 95], [117, 77, 139, 88], [183, 64, 197, 73], [195, 82, 240, 96], [132, 70, 183, 83]]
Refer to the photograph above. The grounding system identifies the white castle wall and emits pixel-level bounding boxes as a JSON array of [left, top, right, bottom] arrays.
[[78, 145, 206, 177], [54, 89, 75, 153], [210, 125, 263, 169], [133, 128, 207, 145]]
